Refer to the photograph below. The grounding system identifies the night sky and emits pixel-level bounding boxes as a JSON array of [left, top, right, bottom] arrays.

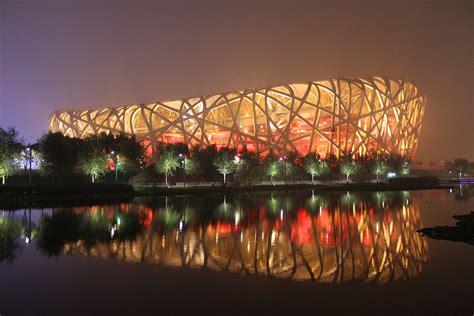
[[0, 0, 472, 162]]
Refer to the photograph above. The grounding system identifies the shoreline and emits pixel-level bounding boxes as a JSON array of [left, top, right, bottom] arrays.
[[0, 178, 459, 210]]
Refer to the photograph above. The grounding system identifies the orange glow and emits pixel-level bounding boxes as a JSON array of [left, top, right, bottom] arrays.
[[49, 77, 425, 157]]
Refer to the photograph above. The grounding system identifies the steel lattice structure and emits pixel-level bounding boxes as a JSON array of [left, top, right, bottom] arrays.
[[49, 77, 426, 157]]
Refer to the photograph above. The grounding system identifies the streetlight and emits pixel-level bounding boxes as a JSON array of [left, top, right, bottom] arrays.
[[179, 153, 186, 187], [110, 151, 118, 182], [280, 156, 287, 185], [26, 145, 32, 185]]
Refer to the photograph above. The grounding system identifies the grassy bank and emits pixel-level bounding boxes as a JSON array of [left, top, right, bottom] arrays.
[[0, 177, 455, 209]]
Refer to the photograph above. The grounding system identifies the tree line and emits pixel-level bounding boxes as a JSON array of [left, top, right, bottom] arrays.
[[0, 127, 143, 184], [0, 126, 473, 185], [154, 143, 414, 186]]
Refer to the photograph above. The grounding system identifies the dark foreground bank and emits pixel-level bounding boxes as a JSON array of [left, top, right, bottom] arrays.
[[0, 177, 452, 209]]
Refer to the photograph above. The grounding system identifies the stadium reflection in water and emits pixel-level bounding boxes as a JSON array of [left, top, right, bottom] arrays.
[[31, 191, 428, 283]]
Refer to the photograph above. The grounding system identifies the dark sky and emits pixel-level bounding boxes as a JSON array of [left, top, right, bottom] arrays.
[[0, 0, 472, 162]]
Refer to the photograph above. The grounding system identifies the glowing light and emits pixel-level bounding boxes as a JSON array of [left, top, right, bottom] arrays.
[[49, 77, 425, 157], [110, 225, 117, 238]]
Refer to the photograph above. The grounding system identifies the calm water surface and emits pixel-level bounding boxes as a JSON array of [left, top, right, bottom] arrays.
[[1, 188, 473, 314]]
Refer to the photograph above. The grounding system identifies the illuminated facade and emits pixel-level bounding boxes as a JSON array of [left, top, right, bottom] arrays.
[[49, 77, 426, 157]]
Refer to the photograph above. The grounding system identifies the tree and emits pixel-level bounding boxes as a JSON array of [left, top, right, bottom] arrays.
[[452, 158, 470, 179], [385, 154, 411, 176], [340, 156, 358, 183], [281, 151, 299, 183], [114, 134, 144, 173], [96, 132, 144, 177], [79, 136, 109, 183], [371, 158, 388, 182], [303, 152, 321, 184], [213, 147, 236, 183], [0, 127, 24, 185], [265, 156, 280, 185], [184, 156, 199, 176], [235, 147, 260, 185], [38, 132, 81, 182], [155, 150, 180, 186], [190, 145, 218, 179], [315, 159, 330, 181], [81, 155, 109, 183]]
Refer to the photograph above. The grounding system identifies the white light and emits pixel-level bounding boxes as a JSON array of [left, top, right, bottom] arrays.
[[280, 209, 284, 220], [179, 219, 183, 231], [235, 212, 240, 225], [25, 237, 30, 244], [387, 172, 396, 178]]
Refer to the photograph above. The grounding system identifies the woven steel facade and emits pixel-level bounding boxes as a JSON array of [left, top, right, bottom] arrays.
[[49, 77, 426, 157]]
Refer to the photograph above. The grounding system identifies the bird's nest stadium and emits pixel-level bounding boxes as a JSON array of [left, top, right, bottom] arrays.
[[49, 77, 426, 157]]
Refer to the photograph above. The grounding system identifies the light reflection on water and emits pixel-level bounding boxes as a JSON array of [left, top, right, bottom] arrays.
[[0, 189, 439, 284]]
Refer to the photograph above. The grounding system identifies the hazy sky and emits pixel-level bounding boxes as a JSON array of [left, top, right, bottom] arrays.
[[0, 0, 472, 162]]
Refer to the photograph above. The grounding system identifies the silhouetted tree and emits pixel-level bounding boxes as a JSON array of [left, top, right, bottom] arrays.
[[235, 147, 260, 185], [38, 132, 81, 182], [190, 145, 218, 180], [37, 210, 80, 256]]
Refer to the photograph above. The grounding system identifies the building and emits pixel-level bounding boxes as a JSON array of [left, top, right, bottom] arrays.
[[49, 77, 426, 157]]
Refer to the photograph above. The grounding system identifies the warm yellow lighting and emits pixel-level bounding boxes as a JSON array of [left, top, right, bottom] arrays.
[[48, 77, 426, 157]]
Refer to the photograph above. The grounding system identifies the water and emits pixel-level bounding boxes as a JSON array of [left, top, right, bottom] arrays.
[[1, 188, 473, 314]]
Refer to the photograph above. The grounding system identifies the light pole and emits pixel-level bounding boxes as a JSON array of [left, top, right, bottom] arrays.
[[234, 155, 241, 184], [26, 145, 32, 185], [111, 151, 118, 182], [179, 153, 186, 187], [280, 156, 287, 185]]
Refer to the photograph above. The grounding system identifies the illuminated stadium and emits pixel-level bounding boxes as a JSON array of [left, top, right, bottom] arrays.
[[49, 77, 426, 157]]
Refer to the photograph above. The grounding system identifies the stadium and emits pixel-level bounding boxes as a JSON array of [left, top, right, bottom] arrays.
[[48, 77, 426, 157]]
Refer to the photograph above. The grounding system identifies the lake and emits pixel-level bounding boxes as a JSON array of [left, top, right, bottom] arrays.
[[1, 187, 473, 314]]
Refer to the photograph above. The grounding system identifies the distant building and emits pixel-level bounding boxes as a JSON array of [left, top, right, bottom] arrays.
[[49, 77, 426, 157]]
